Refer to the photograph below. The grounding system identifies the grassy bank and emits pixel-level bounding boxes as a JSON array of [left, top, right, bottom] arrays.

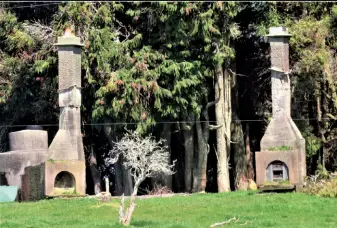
[[0, 191, 336, 227]]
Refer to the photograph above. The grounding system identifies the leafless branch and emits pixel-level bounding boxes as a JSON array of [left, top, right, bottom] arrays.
[[210, 217, 238, 227], [228, 68, 249, 77], [322, 90, 337, 104], [115, 18, 131, 40], [213, 144, 219, 161], [209, 124, 223, 130], [105, 130, 176, 226], [90, 3, 99, 14], [206, 97, 220, 109], [119, 194, 125, 223]]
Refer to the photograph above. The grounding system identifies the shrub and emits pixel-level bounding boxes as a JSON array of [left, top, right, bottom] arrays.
[[302, 170, 337, 198], [147, 184, 173, 195], [105, 130, 176, 226]]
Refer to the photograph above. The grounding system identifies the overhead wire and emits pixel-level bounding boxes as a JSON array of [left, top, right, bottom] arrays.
[[0, 118, 335, 129], [2, 2, 61, 10]]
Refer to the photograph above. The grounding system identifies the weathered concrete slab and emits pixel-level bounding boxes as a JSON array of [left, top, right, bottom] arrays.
[[0, 150, 47, 188], [0, 128, 48, 201], [9, 130, 48, 152]]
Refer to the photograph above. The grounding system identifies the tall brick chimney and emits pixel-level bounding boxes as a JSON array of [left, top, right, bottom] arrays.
[[255, 27, 306, 190], [45, 28, 86, 196], [268, 27, 291, 118]]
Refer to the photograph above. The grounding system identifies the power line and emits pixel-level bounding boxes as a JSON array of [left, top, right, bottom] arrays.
[[0, 118, 335, 128], [1, 1, 105, 10], [2, 2, 61, 10]]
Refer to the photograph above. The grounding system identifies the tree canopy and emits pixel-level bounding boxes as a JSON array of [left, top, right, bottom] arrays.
[[1, 2, 337, 194]]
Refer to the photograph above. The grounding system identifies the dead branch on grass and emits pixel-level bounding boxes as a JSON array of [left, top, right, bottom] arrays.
[[210, 217, 238, 227], [210, 216, 248, 227]]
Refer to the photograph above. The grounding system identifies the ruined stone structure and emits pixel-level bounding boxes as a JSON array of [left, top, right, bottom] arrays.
[[255, 27, 306, 189], [0, 129, 48, 201], [0, 30, 86, 200], [45, 29, 86, 196]]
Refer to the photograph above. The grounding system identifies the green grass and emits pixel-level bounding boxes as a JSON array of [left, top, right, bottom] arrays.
[[0, 191, 336, 227]]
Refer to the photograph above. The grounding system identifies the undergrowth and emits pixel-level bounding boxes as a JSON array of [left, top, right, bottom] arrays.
[[301, 165, 337, 198]]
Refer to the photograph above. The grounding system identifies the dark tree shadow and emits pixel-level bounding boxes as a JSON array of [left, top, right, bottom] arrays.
[[131, 220, 158, 227]]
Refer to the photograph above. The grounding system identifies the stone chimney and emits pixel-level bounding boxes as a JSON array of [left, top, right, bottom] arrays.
[[255, 27, 306, 189], [268, 27, 291, 118], [45, 28, 86, 196], [48, 29, 84, 161], [260, 27, 303, 151]]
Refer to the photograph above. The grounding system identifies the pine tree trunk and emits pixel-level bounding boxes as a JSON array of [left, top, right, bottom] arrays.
[[231, 123, 246, 190], [103, 125, 132, 196], [114, 161, 124, 196], [89, 147, 102, 194], [122, 165, 133, 196], [245, 123, 254, 180], [215, 64, 231, 192], [153, 123, 172, 190], [173, 123, 184, 192], [315, 79, 325, 169], [192, 119, 209, 192], [231, 63, 247, 190], [182, 115, 195, 193], [162, 123, 173, 189]]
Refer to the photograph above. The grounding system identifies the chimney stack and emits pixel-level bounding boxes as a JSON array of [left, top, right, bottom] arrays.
[[255, 27, 306, 190], [45, 28, 86, 196], [48, 28, 84, 161], [267, 27, 292, 117]]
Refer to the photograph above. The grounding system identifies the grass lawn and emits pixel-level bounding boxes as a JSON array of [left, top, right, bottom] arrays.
[[0, 191, 336, 228]]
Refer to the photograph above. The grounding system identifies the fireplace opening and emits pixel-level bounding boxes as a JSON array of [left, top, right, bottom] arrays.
[[266, 161, 289, 182], [54, 171, 75, 189], [0, 172, 8, 186]]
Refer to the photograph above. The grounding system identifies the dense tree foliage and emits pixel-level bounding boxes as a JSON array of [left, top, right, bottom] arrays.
[[1, 2, 337, 195]]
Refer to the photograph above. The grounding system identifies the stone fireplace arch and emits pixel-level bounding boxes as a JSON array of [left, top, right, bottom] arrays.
[[54, 171, 75, 189], [266, 160, 289, 182]]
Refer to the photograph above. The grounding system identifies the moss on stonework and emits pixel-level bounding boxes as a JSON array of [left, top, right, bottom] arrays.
[[263, 180, 291, 186], [21, 164, 45, 201], [268, 145, 292, 151], [53, 187, 79, 195]]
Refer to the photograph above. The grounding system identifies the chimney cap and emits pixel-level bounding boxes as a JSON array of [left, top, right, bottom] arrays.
[[54, 28, 84, 47], [64, 27, 75, 37], [267, 26, 291, 37]]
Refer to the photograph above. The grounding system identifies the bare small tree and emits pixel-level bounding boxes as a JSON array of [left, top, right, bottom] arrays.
[[105, 130, 176, 226]]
